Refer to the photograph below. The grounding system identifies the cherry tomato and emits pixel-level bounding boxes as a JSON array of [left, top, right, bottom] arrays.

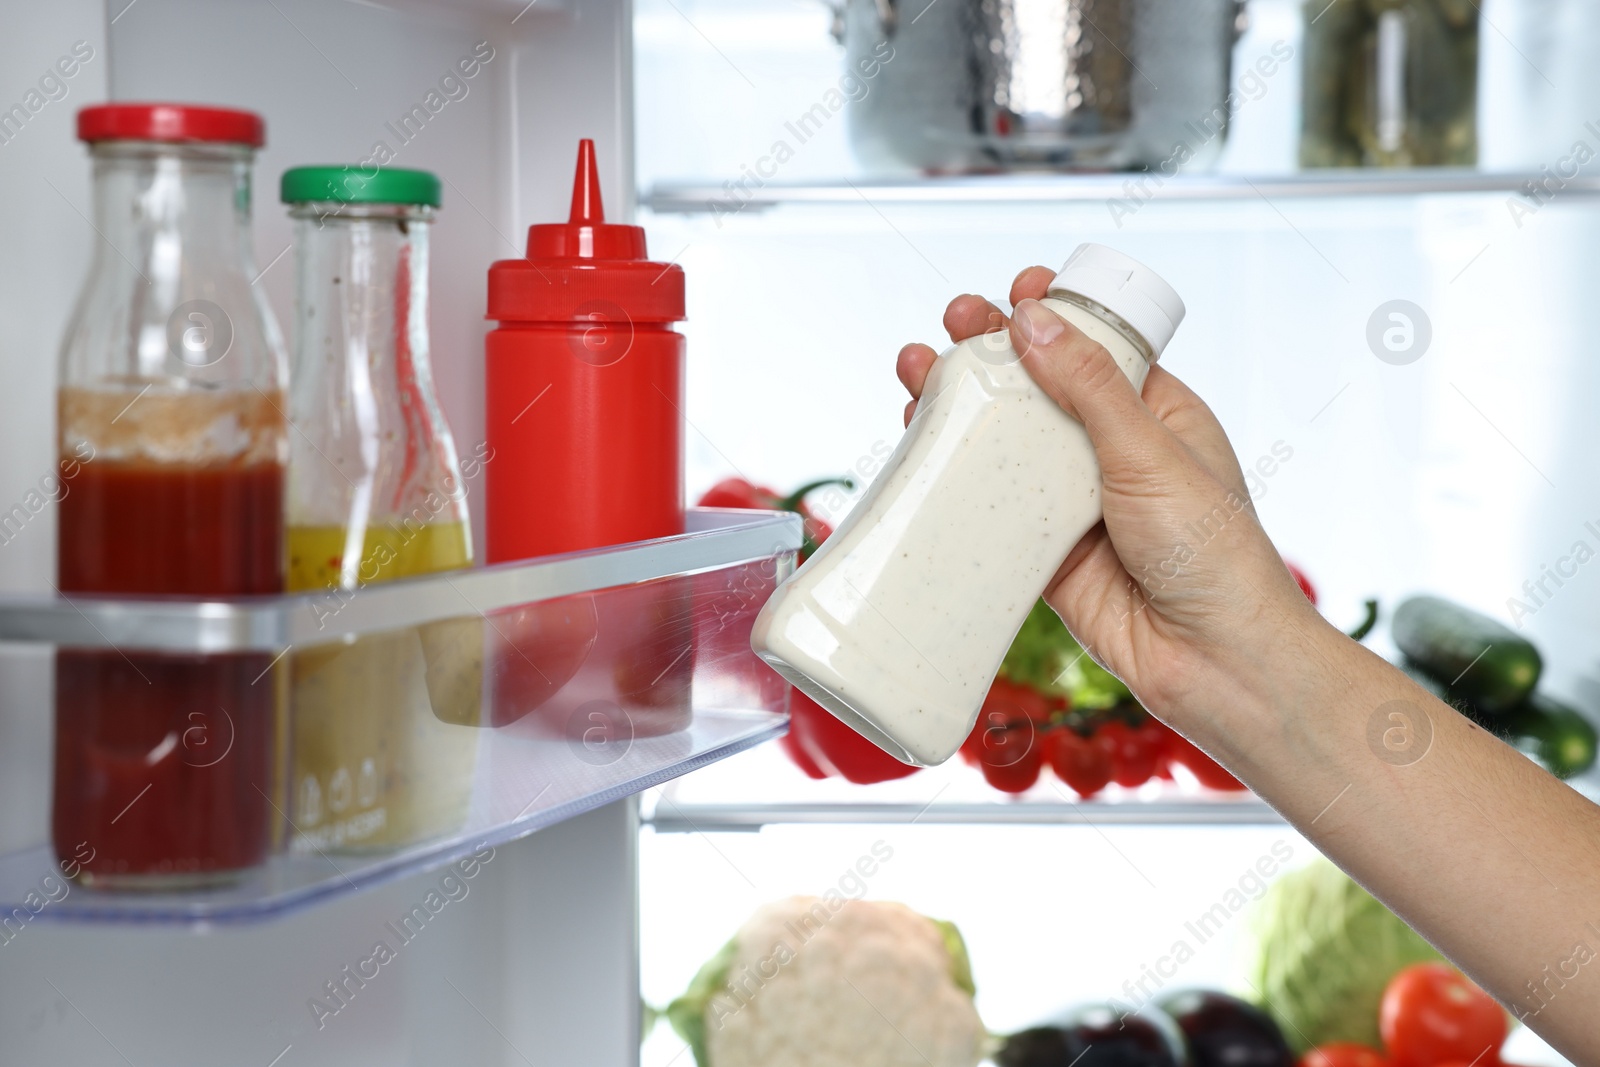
[[974, 714, 1042, 793], [979, 745, 1042, 792], [1139, 716, 1177, 780], [959, 724, 985, 766], [1045, 727, 1113, 797], [1285, 560, 1317, 605], [1098, 719, 1159, 787], [1165, 730, 1248, 792], [961, 696, 1007, 767], [1380, 964, 1507, 1067], [965, 678, 1053, 765], [990, 677, 1054, 722], [1089, 723, 1120, 779], [1299, 1044, 1392, 1067]]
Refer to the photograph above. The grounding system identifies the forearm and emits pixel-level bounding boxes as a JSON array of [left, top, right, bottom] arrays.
[[1183, 614, 1600, 1061]]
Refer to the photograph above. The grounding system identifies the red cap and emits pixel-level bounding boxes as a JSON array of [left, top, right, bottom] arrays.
[[488, 139, 685, 324], [78, 103, 265, 147]]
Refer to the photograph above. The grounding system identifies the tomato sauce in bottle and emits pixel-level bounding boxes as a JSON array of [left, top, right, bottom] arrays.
[[53, 105, 289, 889]]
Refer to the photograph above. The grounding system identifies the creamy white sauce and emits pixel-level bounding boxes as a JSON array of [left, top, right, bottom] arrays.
[[751, 296, 1151, 767]]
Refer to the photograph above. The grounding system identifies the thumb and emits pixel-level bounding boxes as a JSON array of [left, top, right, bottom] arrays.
[[1010, 298, 1172, 479]]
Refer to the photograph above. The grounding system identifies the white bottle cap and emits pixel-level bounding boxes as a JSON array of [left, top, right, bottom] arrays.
[[1048, 243, 1186, 360]]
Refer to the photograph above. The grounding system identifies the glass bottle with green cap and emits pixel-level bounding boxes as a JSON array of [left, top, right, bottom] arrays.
[[280, 165, 480, 853]]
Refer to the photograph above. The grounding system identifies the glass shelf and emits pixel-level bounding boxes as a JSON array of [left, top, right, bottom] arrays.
[[0, 509, 799, 652], [643, 742, 1283, 830], [642, 170, 1585, 214], [644, 692, 1600, 832], [0, 509, 799, 925], [1, 710, 783, 925]]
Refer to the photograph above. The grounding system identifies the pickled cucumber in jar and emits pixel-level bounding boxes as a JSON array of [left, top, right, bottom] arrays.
[[1300, 0, 1478, 168]]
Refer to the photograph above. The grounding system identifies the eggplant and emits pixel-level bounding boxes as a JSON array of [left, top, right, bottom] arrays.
[[1154, 990, 1291, 1067], [996, 1003, 1187, 1067]]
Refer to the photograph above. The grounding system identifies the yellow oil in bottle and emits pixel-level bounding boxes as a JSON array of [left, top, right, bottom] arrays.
[[287, 521, 481, 853], [288, 522, 473, 590]]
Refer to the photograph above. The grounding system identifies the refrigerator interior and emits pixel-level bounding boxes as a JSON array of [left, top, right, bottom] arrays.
[[0, 0, 1593, 1064], [632, 3, 1597, 1066]]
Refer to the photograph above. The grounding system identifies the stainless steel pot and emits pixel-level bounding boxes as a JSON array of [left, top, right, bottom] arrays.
[[833, 0, 1245, 173]]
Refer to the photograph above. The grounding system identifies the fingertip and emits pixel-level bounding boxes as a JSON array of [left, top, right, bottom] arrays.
[[1008, 265, 1055, 309], [941, 293, 978, 325], [943, 293, 1008, 343], [895, 342, 938, 397]]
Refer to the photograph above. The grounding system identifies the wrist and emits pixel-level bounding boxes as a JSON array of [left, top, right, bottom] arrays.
[[1174, 598, 1357, 763]]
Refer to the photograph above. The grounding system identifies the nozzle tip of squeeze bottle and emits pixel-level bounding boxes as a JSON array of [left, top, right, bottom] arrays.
[[569, 138, 604, 224], [526, 139, 645, 260], [1049, 243, 1186, 360]]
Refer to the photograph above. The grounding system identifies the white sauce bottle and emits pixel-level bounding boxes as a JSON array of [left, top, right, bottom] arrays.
[[751, 244, 1186, 767]]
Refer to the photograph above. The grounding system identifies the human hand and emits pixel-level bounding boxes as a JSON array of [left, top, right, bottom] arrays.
[[896, 267, 1325, 731]]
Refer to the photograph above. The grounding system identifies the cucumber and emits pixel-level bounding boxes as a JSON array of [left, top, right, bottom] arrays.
[[1501, 694, 1599, 779], [1392, 596, 1541, 713], [1398, 660, 1477, 718]]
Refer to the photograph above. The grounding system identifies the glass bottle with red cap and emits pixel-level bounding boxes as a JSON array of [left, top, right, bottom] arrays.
[[53, 103, 288, 888], [485, 139, 691, 739]]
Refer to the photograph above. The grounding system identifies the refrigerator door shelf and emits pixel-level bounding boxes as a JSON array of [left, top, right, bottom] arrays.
[[0, 510, 799, 653], [0, 509, 798, 926]]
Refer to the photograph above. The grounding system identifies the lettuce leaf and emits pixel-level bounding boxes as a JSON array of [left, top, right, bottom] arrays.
[[999, 600, 1131, 709]]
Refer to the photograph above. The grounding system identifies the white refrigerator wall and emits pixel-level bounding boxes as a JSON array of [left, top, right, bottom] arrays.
[[0, 0, 108, 902], [1, 1, 644, 1065], [0, 0, 107, 597]]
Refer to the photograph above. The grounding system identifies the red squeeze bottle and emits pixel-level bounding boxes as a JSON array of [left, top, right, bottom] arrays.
[[485, 139, 686, 562]]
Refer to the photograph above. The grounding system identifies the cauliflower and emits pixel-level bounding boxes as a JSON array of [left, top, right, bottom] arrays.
[[665, 896, 986, 1067]]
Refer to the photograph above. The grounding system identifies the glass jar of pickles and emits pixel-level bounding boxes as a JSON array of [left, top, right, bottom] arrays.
[[281, 167, 480, 853], [1300, 0, 1479, 168]]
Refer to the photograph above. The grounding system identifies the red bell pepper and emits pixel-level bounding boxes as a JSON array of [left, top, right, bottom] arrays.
[[778, 711, 830, 780], [786, 689, 923, 784], [696, 475, 920, 784], [698, 476, 851, 561], [1284, 559, 1316, 606]]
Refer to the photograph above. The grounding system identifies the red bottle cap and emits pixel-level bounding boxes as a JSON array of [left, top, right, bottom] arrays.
[[78, 103, 265, 147], [487, 139, 685, 324]]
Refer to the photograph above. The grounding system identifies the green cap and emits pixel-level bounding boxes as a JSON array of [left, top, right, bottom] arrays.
[[280, 166, 441, 207]]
